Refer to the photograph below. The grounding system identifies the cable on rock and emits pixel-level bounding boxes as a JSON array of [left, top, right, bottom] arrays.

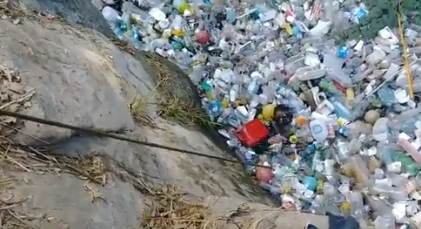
[[0, 110, 270, 168]]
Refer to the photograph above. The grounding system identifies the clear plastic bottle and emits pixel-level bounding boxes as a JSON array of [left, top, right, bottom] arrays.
[[372, 118, 391, 142], [351, 95, 372, 121], [348, 191, 365, 221], [343, 155, 371, 186], [329, 97, 352, 120], [323, 182, 345, 206], [309, 194, 326, 214], [247, 77, 260, 94], [259, 182, 282, 195], [374, 215, 395, 229], [102, 6, 122, 25]]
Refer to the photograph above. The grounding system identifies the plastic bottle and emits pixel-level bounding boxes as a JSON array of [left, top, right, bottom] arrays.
[[372, 118, 391, 142], [112, 24, 125, 40], [244, 151, 259, 165], [323, 182, 345, 206], [272, 164, 300, 189], [335, 138, 350, 160], [351, 95, 372, 121], [326, 117, 336, 139], [348, 191, 365, 221], [377, 144, 420, 175], [329, 97, 352, 120], [259, 182, 282, 195], [102, 6, 122, 25], [174, 50, 193, 68], [309, 119, 328, 142], [207, 100, 222, 118], [131, 27, 142, 49], [247, 78, 260, 94], [377, 86, 396, 107], [312, 150, 325, 173], [309, 195, 326, 214], [345, 88, 355, 108], [344, 155, 371, 186], [374, 215, 395, 229], [397, 133, 421, 167], [323, 52, 352, 87]]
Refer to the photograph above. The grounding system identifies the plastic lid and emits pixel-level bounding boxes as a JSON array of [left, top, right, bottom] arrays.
[[295, 116, 307, 126]]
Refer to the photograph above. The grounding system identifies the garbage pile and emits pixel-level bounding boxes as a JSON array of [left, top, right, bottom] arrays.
[[98, 0, 421, 228]]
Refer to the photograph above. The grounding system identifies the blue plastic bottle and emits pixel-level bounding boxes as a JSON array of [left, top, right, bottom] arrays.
[[337, 45, 348, 59], [208, 101, 222, 117], [131, 27, 142, 49], [111, 20, 125, 40], [329, 98, 352, 120], [302, 176, 317, 191]]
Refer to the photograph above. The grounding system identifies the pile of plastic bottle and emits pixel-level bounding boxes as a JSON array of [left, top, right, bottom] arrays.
[[98, 0, 421, 228]]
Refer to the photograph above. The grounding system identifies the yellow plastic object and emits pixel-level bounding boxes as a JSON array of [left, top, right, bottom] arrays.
[[221, 99, 229, 109], [178, 1, 193, 14], [172, 29, 185, 37], [316, 180, 324, 194], [340, 201, 351, 214], [234, 98, 247, 106], [262, 104, 275, 121], [204, 91, 213, 99], [281, 185, 291, 194], [397, 2, 414, 98], [283, 23, 293, 36], [337, 117, 349, 127], [289, 135, 297, 144], [345, 88, 355, 107]]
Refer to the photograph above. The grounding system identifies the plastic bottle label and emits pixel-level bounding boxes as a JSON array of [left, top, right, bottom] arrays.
[[312, 125, 322, 134]]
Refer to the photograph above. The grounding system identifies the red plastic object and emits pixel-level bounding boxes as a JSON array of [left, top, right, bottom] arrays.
[[255, 166, 273, 183], [196, 30, 210, 45], [235, 119, 269, 147]]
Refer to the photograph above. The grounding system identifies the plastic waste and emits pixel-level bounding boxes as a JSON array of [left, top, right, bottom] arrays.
[[97, 1, 421, 227], [309, 119, 328, 142]]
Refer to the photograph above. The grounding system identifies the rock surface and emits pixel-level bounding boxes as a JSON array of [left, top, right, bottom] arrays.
[[0, 1, 375, 229]]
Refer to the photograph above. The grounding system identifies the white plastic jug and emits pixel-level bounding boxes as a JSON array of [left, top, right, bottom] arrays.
[[309, 119, 328, 141], [102, 6, 121, 24]]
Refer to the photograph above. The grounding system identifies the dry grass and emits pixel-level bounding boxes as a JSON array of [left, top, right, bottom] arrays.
[[141, 52, 217, 129], [141, 185, 216, 229], [0, 141, 114, 229], [108, 37, 218, 129], [139, 184, 279, 229], [0, 62, 111, 228], [112, 39, 216, 129], [0, 177, 42, 229]]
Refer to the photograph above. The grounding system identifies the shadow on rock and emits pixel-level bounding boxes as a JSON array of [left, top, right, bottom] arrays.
[[21, 0, 115, 38]]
